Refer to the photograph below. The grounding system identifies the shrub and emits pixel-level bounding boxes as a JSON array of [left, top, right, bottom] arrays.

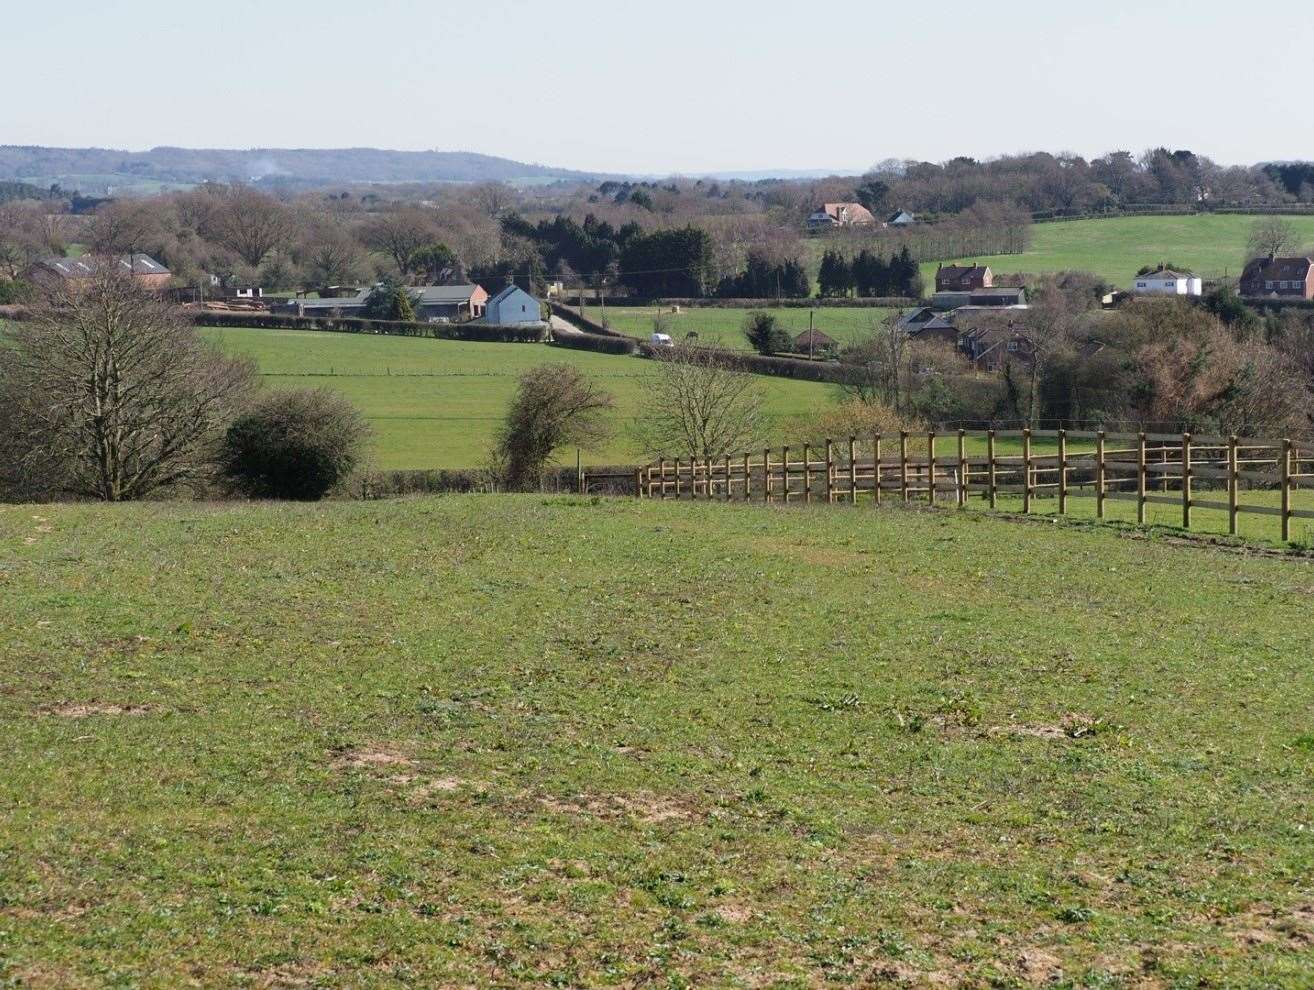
[[742, 311, 791, 355], [494, 365, 614, 491], [222, 389, 371, 500]]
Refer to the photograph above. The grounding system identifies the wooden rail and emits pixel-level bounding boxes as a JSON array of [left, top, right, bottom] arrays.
[[582, 429, 1314, 543]]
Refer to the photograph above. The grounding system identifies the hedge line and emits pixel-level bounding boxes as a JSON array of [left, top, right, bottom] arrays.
[[192, 310, 549, 342], [637, 342, 864, 386], [562, 296, 918, 309], [550, 331, 639, 355], [353, 464, 638, 498]]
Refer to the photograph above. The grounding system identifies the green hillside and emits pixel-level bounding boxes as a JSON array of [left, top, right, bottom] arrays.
[[921, 213, 1314, 287], [205, 328, 840, 470], [3, 497, 1313, 986]]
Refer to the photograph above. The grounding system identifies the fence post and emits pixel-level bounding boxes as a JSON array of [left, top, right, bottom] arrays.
[[873, 433, 883, 507], [1057, 429, 1068, 516], [781, 445, 790, 503], [927, 431, 937, 506], [957, 429, 968, 507], [675, 458, 683, 499], [743, 451, 751, 501], [635, 468, 643, 499], [1022, 428, 1032, 514], [1095, 431, 1106, 520], [1228, 435, 1239, 535], [848, 435, 858, 504], [1281, 438, 1293, 543], [899, 432, 909, 503], [825, 438, 835, 503], [802, 443, 813, 504], [724, 453, 732, 502], [1136, 433, 1147, 525], [763, 448, 771, 502], [1181, 432, 1192, 530], [577, 448, 584, 494], [987, 429, 997, 509]]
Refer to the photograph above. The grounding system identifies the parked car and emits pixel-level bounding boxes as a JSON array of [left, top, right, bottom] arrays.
[[650, 332, 674, 347]]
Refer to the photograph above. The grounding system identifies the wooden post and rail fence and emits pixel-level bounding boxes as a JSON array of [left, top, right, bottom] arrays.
[[578, 429, 1314, 542]]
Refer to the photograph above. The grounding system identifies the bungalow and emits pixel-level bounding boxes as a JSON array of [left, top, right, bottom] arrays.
[[806, 202, 877, 230], [1239, 256, 1314, 299], [25, 253, 172, 290], [483, 284, 543, 325], [935, 263, 992, 292], [1132, 268, 1202, 296], [278, 283, 489, 321]]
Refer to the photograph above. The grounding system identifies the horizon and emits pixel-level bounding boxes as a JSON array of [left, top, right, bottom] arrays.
[[7, 0, 1312, 175]]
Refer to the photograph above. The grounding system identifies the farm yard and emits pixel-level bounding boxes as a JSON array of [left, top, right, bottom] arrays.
[[4, 495, 1314, 987], [920, 213, 1314, 286], [204, 327, 841, 470]]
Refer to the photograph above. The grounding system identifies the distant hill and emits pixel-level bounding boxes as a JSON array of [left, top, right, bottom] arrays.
[[0, 145, 606, 191]]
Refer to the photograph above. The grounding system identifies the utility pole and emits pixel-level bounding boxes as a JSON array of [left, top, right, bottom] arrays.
[[809, 309, 815, 360]]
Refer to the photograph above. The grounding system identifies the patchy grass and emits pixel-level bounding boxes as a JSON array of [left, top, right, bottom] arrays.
[[204, 327, 841, 470], [3, 496, 1314, 986], [921, 213, 1314, 286]]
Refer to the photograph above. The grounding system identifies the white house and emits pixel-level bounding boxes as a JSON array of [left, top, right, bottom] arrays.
[[485, 284, 543, 325], [1132, 269, 1202, 296]]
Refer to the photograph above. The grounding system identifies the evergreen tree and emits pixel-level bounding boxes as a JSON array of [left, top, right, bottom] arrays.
[[818, 250, 854, 298], [743, 311, 791, 354]]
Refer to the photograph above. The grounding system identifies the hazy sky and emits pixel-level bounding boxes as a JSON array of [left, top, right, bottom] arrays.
[[5, 0, 1310, 174]]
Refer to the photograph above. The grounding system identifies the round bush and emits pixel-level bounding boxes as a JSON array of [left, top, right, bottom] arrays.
[[222, 389, 370, 500]]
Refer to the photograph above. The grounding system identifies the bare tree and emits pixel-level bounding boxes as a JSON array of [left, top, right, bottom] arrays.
[[634, 343, 765, 459], [1246, 216, 1299, 261], [0, 267, 255, 501], [471, 182, 513, 218], [840, 312, 912, 412], [359, 208, 437, 276], [203, 185, 295, 268], [494, 364, 615, 491]]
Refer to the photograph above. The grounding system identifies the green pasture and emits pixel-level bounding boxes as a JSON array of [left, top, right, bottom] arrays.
[[587, 304, 896, 351], [205, 327, 842, 470], [921, 213, 1314, 287], [4, 496, 1314, 986]]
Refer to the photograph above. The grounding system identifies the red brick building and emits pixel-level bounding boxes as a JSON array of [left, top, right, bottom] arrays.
[[1239, 255, 1314, 299], [25, 254, 172, 291], [935, 263, 993, 292]]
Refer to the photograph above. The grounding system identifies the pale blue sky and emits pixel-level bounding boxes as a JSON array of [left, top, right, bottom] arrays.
[[4, 0, 1308, 174]]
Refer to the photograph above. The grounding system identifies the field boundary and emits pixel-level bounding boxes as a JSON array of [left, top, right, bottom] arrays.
[[585, 428, 1313, 544]]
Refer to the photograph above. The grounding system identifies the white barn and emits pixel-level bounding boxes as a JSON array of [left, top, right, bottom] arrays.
[[1132, 269, 1202, 296], [484, 284, 543, 325]]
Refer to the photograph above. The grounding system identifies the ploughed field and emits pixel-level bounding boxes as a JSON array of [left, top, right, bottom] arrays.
[[203, 327, 839, 471], [4, 495, 1314, 987]]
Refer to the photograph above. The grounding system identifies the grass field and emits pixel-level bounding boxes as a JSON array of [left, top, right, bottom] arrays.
[[205, 328, 841, 470], [591, 305, 896, 351], [4, 496, 1314, 987], [921, 213, 1314, 287]]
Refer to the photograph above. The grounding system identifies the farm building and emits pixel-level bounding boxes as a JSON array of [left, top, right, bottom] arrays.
[[1239, 256, 1314, 299], [483, 284, 543, 325], [1132, 268, 1202, 296], [886, 210, 916, 227], [935, 263, 993, 292], [25, 253, 172, 290], [278, 284, 489, 321], [932, 286, 1026, 310], [806, 202, 877, 230]]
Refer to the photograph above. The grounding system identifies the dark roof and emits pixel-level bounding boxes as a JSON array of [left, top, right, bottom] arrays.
[[938, 264, 990, 278], [794, 329, 838, 348], [1241, 256, 1312, 281], [488, 284, 537, 305], [35, 253, 170, 278]]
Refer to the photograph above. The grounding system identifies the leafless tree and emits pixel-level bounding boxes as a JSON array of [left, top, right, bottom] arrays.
[[471, 182, 513, 218], [359, 208, 437, 276], [0, 267, 255, 501], [840, 312, 913, 412], [203, 185, 295, 268], [301, 220, 364, 287], [87, 199, 168, 255], [494, 364, 614, 490], [633, 343, 765, 459], [1246, 216, 1299, 261]]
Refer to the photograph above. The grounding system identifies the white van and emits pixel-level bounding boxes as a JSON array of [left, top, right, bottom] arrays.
[[650, 332, 674, 347]]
